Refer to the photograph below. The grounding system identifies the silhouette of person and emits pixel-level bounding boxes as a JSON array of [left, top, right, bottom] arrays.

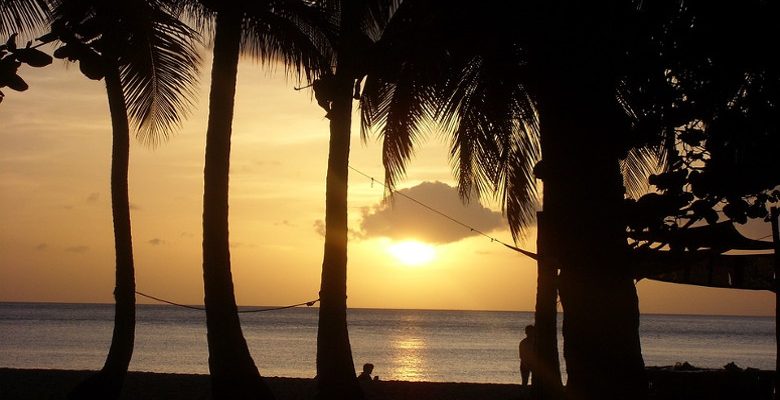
[[518, 324, 536, 386], [358, 363, 378, 382]]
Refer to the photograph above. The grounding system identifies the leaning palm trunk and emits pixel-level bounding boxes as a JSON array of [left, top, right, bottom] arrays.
[[315, 3, 362, 400], [201, 10, 273, 400], [535, 71, 647, 400], [68, 58, 135, 400]]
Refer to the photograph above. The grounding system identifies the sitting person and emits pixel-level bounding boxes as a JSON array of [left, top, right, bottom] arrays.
[[358, 363, 379, 382]]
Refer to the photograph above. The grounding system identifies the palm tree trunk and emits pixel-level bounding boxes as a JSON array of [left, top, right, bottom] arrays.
[[532, 212, 563, 400], [536, 72, 647, 400], [202, 10, 273, 400], [68, 59, 135, 400], [315, 3, 362, 400]]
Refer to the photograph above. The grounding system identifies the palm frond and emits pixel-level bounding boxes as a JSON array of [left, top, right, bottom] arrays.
[[621, 145, 666, 199], [240, 0, 333, 84], [361, 0, 539, 236], [0, 0, 49, 37], [121, 1, 201, 146], [498, 115, 539, 240], [371, 66, 435, 191], [358, 0, 401, 40]]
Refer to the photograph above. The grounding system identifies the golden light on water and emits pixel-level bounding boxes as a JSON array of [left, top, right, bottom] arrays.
[[386, 241, 436, 266], [391, 337, 427, 381]]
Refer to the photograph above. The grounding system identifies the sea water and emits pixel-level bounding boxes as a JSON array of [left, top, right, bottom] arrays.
[[0, 303, 774, 384]]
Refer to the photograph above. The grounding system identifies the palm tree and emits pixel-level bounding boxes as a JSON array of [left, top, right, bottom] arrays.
[[44, 1, 200, 398], [360, 2, 657, 399], [176, 1, 329, 397], [310, 1, 398, 399], [359, 2, 559, 398]]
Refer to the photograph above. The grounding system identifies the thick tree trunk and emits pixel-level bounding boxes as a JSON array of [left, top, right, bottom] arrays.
[[315, 3, 363, 400], [202, 11, 273, 400], [315, 75, 361, 400], [535, 70, 647, 400], [771, 207, 778, 391], [68, 61, 135, 400], [532, 212, 563, 400]]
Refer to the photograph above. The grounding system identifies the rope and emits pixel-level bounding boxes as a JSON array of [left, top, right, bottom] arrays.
[[136, 291, 319, 313], [347, 165, 538, 260]]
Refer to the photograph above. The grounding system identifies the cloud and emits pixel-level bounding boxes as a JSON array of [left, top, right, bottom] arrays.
[[65, 245, 89, 253], [358, 181, 505, 244], [313, 220, 326, 237], [275, 220, 295, 227], [312, 219, 363, 239], [35, 243, 48, 251], [86, 193, 99, 203], [148, 238, 165, 246]]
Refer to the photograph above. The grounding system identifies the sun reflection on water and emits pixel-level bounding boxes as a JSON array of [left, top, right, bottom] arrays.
[[390, 337, 428, 381]]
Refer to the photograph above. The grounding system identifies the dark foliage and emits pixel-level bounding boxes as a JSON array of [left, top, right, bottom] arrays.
[[0, 33, 52, 103], [622, 0, 780, 243]]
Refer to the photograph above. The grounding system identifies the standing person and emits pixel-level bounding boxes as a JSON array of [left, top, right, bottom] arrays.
[[519, 325, 536, 386]]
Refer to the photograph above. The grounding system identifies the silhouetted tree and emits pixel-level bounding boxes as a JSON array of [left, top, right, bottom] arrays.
[[365, 2, 778, 399], [44, 1, 200, 398], [177, 1, 329, 398], [0, 33, 52, 103], [359, 1, 557, 397], [0, 0, 51, 102], [621, 0, 780, 233], [310, 1, 398, 399]]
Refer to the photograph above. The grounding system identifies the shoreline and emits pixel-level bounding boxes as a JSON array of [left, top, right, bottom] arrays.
[[1, 301, 775, 318]]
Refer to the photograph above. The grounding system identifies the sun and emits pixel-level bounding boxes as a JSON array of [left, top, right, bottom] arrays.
[[387, 241, 436, 266]]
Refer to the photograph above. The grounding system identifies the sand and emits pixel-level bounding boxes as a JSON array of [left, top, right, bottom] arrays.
[[2, 367, 774, 399], [0, 368, 527, 400]]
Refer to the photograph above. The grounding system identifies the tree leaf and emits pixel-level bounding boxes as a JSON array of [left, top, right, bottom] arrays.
[[53, 44, 73, 59], [14, 48, 52, 67], [5, 73, 28, 91], [78, 52, 104, 80], [6, 33, 17, 50], [36, 32, 59, 44]]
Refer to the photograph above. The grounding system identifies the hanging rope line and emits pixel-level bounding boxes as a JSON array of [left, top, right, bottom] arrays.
[[136, 291, 319, 313], [347, 165, 538, 260], [134, 164, 541, 311]]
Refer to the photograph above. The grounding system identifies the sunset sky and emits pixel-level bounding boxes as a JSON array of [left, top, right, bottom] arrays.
[[1, 45, 775, 316]]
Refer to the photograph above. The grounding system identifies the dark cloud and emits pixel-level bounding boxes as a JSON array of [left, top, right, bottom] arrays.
[[358, 181, 505, 244], [65, 245, 89, 253], [148, 238, 165, 246]]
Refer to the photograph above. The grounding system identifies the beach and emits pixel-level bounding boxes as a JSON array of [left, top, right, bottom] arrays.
[[2, 367, 775, 400], [0, 368, 527, 400]]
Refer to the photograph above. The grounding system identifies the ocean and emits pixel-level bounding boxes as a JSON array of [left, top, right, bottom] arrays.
[[0, 303, 774, 384]]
